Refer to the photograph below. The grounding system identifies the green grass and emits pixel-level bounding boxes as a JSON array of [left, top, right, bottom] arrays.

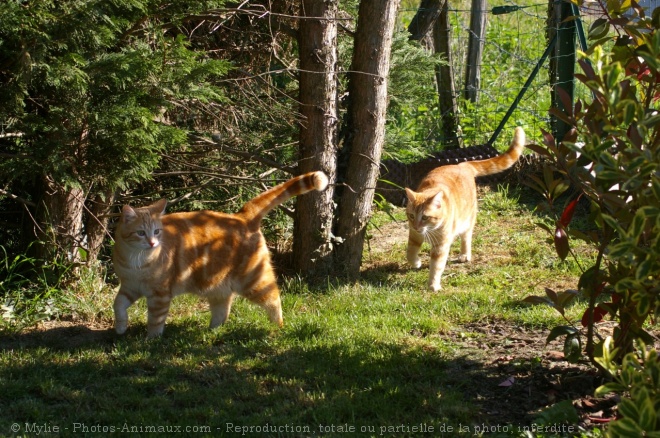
[[0, 185, 602, 437]]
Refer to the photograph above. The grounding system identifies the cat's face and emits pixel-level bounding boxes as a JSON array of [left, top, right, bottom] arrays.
[[118, 199, 167, 251], [405, 189, 445, 234]]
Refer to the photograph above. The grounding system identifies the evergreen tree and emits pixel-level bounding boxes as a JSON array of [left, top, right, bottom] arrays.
[[0, 0, 230, 265]]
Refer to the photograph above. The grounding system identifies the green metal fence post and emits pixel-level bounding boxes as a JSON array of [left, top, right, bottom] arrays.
[[551, 0, 577, 143]]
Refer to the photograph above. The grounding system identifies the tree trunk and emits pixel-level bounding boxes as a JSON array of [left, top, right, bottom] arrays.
[[293, 0, 339, 279], [464, 0, 487, 102], [407, 0, 441, 48], [334, 0, 401, 279], [33, 176, 86, 269], [85, 190, 116, 265], [433, 0, 462, 148]]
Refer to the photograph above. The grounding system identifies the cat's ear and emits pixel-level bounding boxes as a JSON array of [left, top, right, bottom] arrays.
[[121, 205, 138, 223], [405, 188, 416, 204], [431, 191, 444, 208], [151, 198, 167, 216]]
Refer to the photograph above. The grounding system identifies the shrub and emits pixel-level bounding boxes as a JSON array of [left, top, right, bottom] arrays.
[[524, 0, 659, 366]]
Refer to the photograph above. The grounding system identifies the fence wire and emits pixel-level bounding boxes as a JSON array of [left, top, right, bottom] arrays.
[[396, 0, 610, 150]]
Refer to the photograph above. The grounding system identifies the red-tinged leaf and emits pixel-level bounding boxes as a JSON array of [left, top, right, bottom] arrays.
[[525, 142, 552, 158], [549, 107, 573, 126], [522, 295, 554, 306], [612, 292, 622, 303], [541, 128, 557, 151], [579, 59, 597, 81], [498, 376, 515, 387], [562, 128, 578, 145], [574, 99, 582, 115], [581, 306, 608, 327], [556, 290, 579, 308], [545, 287, 559, 303], [556, 86, 574, 119], [627, 125, 643, 148], [554, 226, 569, 261], [559, 195, 582, 228]]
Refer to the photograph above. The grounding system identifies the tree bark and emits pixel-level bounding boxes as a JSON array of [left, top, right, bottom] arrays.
[[334, 0, 401, 279], [433, 0, 462, 148], [33, 176, 86, 268], [85, 190, 116, 265], [408, 0, 441, 40], [293, 0, 339, 279], [464, 0, 487, 102]]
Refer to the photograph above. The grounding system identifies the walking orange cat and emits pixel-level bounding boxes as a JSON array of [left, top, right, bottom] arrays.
[[405, 127, 526, 291], [113, 171, 328, 337]]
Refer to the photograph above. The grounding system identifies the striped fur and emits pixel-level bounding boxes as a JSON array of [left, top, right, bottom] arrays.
[[113, 171, 328, 337], [404, 127, 525, 292]]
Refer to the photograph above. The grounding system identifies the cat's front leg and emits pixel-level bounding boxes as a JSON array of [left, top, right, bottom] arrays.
[[428, 241, 451, 292], [113, 289, 138, 335], [146, 293, 172, 338], [407, 228, 424, 269]]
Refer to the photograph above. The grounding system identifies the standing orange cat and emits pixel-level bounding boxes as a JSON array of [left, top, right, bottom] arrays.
[[113, 171, 328, 337], [405, 127, 525, 292]]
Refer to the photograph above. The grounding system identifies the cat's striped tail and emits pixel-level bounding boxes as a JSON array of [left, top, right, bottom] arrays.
[[239, 171, 329, 225], [465, 127, 526, 177]]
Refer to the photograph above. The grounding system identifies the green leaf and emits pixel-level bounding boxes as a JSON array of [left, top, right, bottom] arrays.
[[617, 398, 640, 422], [609, 241, 634, 259], [533, 400, 579, 426], [564, 333, 582, 363], [628, 210, 647, 240], [607, 418, 646, 436], [602, 214, 624, 234], [636, 388, 656, 431], [636, 257, 655, 281], [635, 293, 651, 316], [594, 381, 627, 397], [589, 18, 610, 40], [546, 325, 578, 344]]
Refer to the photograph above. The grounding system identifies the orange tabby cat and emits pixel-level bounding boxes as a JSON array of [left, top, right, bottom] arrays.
[[113, 171, 328, 337], [405, 127, 525, 292]]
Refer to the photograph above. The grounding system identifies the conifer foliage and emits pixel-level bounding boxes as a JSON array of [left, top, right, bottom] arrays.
[[0, 0, 230, 264]]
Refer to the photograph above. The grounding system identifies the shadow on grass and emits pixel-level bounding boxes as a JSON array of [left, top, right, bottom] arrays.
[[0, 321, 556, 436]]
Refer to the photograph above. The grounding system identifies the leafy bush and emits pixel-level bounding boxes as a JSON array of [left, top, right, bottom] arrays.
[[524, 0, 659, 365], [595, 338, 660, 436]]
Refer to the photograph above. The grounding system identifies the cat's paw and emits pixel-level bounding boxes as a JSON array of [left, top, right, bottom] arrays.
[[114, 321, 128, 335], [146, 325, 165, 338], [408, 257, 422, 269], [457, 254, 471, 263], [429, 282, 442, 292]]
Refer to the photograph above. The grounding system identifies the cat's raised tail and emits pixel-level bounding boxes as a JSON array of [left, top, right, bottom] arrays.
[[239, 171, 329, 225], [464, 127, 526, 177]]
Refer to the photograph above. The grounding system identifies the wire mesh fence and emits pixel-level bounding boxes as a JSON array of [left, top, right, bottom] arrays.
[[395, 0, 620, 151]]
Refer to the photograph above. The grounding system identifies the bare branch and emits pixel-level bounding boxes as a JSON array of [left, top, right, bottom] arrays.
[[0, 188, 36, 207], [190, 134, 295, 174]]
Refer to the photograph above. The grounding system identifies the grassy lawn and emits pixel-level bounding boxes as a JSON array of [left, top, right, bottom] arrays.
[[1, 184, 609, 437]]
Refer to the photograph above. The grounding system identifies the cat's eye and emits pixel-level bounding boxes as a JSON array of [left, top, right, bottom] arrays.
[[421, 215, 429, 221], [136, 230, 146, 237], [407, 213, 415, 220], [154, 229, 161, 235]]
